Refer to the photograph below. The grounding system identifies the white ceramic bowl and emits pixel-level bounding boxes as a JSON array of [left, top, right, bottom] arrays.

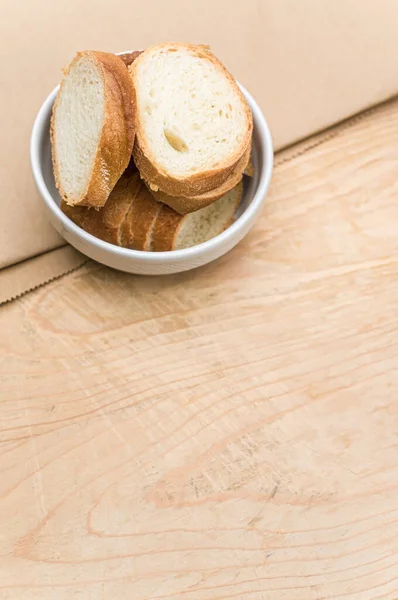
[[31, 76, 273, 275]]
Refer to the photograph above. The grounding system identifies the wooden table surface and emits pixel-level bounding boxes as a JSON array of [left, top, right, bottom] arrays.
[[1, 100, 398, 599]]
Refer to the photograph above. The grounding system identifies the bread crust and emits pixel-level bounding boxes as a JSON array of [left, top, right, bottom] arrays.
[[120, 174, 161, 250], [151, 205, 184, 252], [244, 152, 254, 177], [129, 43, 253, 197], [51, 50, 135, 208], [119, 50, 143, 67], [61, 171, 138, 244], [147, 145, 250, 214], [152, 181, 243, 252]]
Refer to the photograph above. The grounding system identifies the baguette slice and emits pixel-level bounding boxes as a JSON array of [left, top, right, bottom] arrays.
[[151, 181, 243, 252], [60, 172, 139, 245], [244, 153, 254, 177], [52, 50, 135, 208], [120, 175, 161, 250], [148, 145, 250, 214], [130, 43, 252, 198]]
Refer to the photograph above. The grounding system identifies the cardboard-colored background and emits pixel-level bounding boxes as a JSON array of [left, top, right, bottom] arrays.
[[1, 0, 397, 272]]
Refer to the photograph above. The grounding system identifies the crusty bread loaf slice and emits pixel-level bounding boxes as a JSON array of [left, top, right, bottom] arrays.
[[62, 171, 242, 253], [60, 172, 138, 245], [148, 145, 250, 214], [120, 175, 161, 250], [51, 50, 135, 208], [244, 153, 254, 177], [129, 43, 252, 198], [151, 181, 243, 251]]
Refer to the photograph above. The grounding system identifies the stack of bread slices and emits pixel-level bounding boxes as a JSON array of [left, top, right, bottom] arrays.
[[51, 43, 253, 251]]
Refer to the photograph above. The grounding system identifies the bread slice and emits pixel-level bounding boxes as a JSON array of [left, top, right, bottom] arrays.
[[60, 172, 138, 245], [129, 43, 252, 198], [151, 181, 243, 251], [147, 145, 250, 214], [244, 152, 254, 177], [120, 175, 161, 250], [62, 171, 242, 253], [51, 50, 135, 208]]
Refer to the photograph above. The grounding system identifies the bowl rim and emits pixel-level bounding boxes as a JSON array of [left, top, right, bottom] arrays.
[[30, 73, 273, 265]]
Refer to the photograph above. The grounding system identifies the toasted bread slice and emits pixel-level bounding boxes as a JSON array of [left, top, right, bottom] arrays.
[[151, 181, 243, 252], [60, 172, 138, 244], [148, 145, 250, 214], [129, 43, 252, 198], [51, 50, 135, 208]]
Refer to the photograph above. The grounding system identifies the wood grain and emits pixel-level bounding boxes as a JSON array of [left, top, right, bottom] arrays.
[[1, 100, 398, 599]]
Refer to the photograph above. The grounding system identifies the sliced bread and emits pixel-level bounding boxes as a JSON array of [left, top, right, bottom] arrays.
[[147, 145, 250, 214], [129, 43, 252, 199], [151, 181, 243, 252], [244, 153, 254, 177], [120, 176, 161, 250], [61, 172, 138, 245], [51, 50, 135, 208], [62, 170, 242, 252]]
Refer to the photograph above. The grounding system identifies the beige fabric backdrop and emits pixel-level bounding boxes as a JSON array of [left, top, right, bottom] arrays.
[[1, 0, 397, 272]]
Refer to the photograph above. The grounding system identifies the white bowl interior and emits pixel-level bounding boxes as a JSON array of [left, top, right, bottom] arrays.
[[31, 81, 273, 275]]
